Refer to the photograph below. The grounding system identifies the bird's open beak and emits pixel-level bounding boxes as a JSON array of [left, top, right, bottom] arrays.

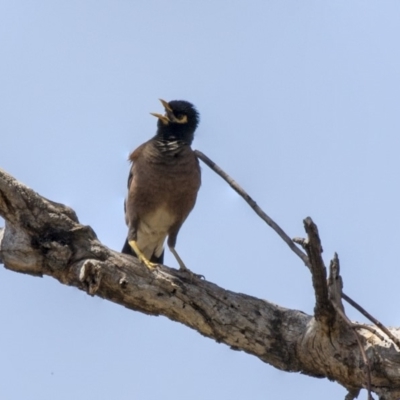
[[150, 99, 178, 125], [150, 112, 170, 124], [150, 99, 172, 125], [159, 99, 172, 112]]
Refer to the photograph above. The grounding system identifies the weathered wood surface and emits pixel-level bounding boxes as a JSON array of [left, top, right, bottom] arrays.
[[1, 167, 400, 400]]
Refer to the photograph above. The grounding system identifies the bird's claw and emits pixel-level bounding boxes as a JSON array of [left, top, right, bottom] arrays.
[[142, 259, 159, 270], [179, 266, 205, 281]]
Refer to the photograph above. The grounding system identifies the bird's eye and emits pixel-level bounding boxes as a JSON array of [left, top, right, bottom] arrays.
[[173, 113, 188, 124]]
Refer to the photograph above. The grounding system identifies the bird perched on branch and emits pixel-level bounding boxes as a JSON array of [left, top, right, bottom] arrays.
[[121, 99, 201, 275]]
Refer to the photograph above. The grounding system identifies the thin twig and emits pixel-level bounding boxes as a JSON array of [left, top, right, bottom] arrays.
[[353, 324, 385, 341], [195, 150, 311, 269], [196, 149, 400, 356], [331, 302, 374, 400], [343, 292, 400, 350], [352, 331, 374, 400]]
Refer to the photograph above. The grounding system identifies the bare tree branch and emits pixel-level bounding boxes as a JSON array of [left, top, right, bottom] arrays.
[[196, 151, 388, 336], [342, 293, 400, 350], [193, 152, 400, 399], [297, 217, 335, 325], [2, 165, 400, 399]]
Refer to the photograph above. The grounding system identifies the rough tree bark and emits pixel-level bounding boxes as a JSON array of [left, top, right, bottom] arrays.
[[1, 166, 400, 400]]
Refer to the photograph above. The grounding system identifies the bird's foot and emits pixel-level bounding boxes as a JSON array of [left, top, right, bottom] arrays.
[[141, 257, 159, 270], [179, 265, 205, 281], [128, 240, 158, 270], [168, 246, 205, 280]]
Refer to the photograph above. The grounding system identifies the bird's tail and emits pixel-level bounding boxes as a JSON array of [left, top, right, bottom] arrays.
[[121, 238, 164, 264]]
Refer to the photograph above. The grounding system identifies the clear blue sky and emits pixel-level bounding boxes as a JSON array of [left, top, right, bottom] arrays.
[[1, 1, 400, 399]]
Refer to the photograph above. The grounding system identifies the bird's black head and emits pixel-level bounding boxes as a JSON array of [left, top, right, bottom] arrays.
[[151, 99, 200, 145]]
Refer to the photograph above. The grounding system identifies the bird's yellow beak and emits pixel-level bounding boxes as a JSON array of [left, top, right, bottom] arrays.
[[150, 112, 169, 124], [159, 98, 172, 112], [150, 99, 172, 125], [150, 99, 188, 124]]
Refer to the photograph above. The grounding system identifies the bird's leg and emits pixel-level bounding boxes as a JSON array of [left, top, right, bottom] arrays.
[[169, 246, 189, 271], [128, 240, 158, 270], [169, 246, 205, 280]]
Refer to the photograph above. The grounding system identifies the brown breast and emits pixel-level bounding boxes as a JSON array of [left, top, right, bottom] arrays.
[[126, 139, 201, 235]]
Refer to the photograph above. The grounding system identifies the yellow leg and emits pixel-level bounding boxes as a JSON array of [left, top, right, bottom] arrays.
[[129, 240, 158, 270]]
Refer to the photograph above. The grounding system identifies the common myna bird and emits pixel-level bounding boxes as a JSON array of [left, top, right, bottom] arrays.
[[121, 99, 201, 274]]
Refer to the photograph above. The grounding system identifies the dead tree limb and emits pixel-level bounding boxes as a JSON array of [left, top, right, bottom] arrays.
[[1, 165, 400, 399], [195, 150, 381, 337]]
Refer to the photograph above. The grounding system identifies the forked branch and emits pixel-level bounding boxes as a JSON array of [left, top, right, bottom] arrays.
[[194, 151, 400, 400]]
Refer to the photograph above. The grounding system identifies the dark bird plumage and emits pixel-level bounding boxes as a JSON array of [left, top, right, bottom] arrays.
[[122, 99, 201, 273]]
